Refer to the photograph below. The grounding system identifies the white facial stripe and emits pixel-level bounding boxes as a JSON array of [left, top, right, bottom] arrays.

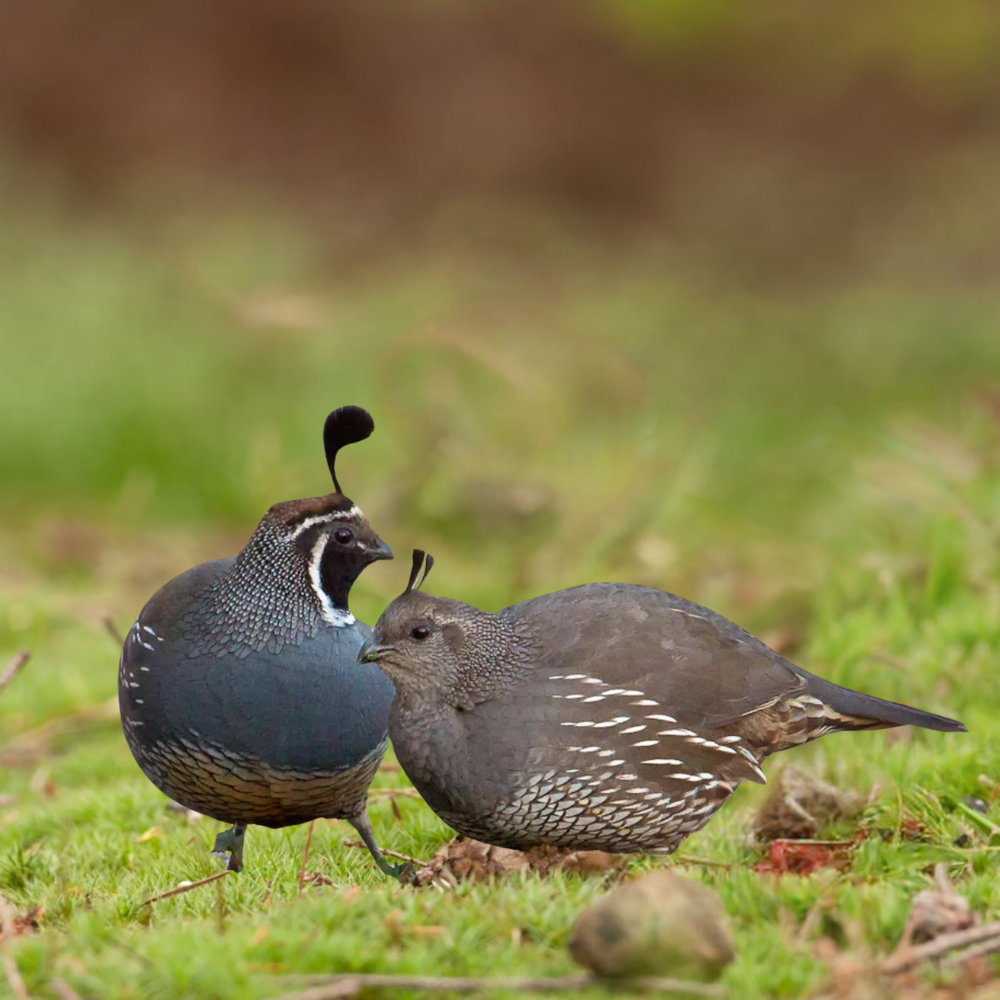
[[289, 506, 362, 540], [307, 534, 356, 628]]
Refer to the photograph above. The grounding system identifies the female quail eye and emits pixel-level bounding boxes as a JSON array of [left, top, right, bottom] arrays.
[[333, 528, 353, 545], [411, 625, 432, 641]]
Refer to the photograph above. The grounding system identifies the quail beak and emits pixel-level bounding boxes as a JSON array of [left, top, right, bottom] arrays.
[[363, 537, 393, 563], [358, 639, 395, 664]]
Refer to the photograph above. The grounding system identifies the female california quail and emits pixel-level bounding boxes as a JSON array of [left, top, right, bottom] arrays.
[[119, 407, 405, 877], [359, 552, 966, 856]]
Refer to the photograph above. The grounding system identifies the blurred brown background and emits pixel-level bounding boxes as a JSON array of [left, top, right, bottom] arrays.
[[4, 0, 1000, 284]]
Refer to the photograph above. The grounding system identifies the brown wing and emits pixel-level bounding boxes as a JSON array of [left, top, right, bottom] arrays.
[[506, 582, 806, 730]]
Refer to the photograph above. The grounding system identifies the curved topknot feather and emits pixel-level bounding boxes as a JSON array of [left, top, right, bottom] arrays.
[[419, 554, 434, 591], [405, 550, 426, 594], [323, 406, 374, 494]]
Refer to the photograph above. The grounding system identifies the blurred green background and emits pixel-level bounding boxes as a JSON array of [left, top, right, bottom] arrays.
[[2, 3, 1000, 997]]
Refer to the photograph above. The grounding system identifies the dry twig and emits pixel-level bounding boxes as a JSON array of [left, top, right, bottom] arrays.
[[141, 871, 231, 906], [0, 697, 120, 766], [102, 617, 125, 647], [671, 856, 734, 870], [269, 973, 726, 999], [298, 820, 316, 898], [0, 892, 28, 1000], [0, 652, 31, 698], [940, 935, 1000, 969], [2, 956, 28, 1000], [51, 978, 83, 1000], [882, 919, 1000, 975]]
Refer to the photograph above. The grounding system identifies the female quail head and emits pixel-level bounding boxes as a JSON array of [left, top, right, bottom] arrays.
[[119, 406, 409, 878], [359, 551, 966, 856]]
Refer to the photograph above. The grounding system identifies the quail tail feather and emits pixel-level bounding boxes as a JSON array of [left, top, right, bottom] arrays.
[[800, 671, 967, 733]]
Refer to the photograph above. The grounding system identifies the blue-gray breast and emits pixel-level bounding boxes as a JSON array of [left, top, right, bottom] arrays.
[[118, 406, 404, 878], [358, 551, 966, 857]]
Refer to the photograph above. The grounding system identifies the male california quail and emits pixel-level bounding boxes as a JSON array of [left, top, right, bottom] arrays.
[[119, 406, 405, 877], [359, 552, 966, 855]]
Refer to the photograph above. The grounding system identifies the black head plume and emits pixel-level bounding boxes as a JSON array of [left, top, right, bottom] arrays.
[[405, 550, 425, 594], [404, 550, 434, 594], [419, 554, 434, 590], [323, 406, 374, 494]]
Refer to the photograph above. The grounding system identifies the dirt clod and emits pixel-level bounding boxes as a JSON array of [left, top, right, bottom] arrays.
[[411, 837, 622, 887], [754, 766, 863, 842], [0, 905, 43, 940]]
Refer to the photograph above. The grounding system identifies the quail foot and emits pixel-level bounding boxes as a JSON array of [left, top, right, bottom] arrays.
[[359, 551, 965, 856], [119, 407, 406, 878]]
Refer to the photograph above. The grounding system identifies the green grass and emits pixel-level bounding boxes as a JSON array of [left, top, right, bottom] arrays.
[[2, 194, 1000, 998]]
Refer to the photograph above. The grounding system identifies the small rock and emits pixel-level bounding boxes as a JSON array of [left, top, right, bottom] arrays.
[[568, 869, 735, 981], [962, 796, 990, 816]]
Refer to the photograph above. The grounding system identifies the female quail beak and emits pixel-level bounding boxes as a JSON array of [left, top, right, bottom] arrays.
[[358, 640, 394, 664]]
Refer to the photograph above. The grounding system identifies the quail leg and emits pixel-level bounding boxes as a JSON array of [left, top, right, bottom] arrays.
[[348, 809, 414, 883], [211, 821, 247, 873]]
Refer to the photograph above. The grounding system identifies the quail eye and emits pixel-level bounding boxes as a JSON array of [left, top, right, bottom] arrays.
[[411, 625, 432, 641], [333, 528, 353, 545]]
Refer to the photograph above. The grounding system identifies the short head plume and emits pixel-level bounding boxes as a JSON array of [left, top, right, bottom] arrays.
[[405, 549, 435, 594], [323, 406, 375, 495]]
